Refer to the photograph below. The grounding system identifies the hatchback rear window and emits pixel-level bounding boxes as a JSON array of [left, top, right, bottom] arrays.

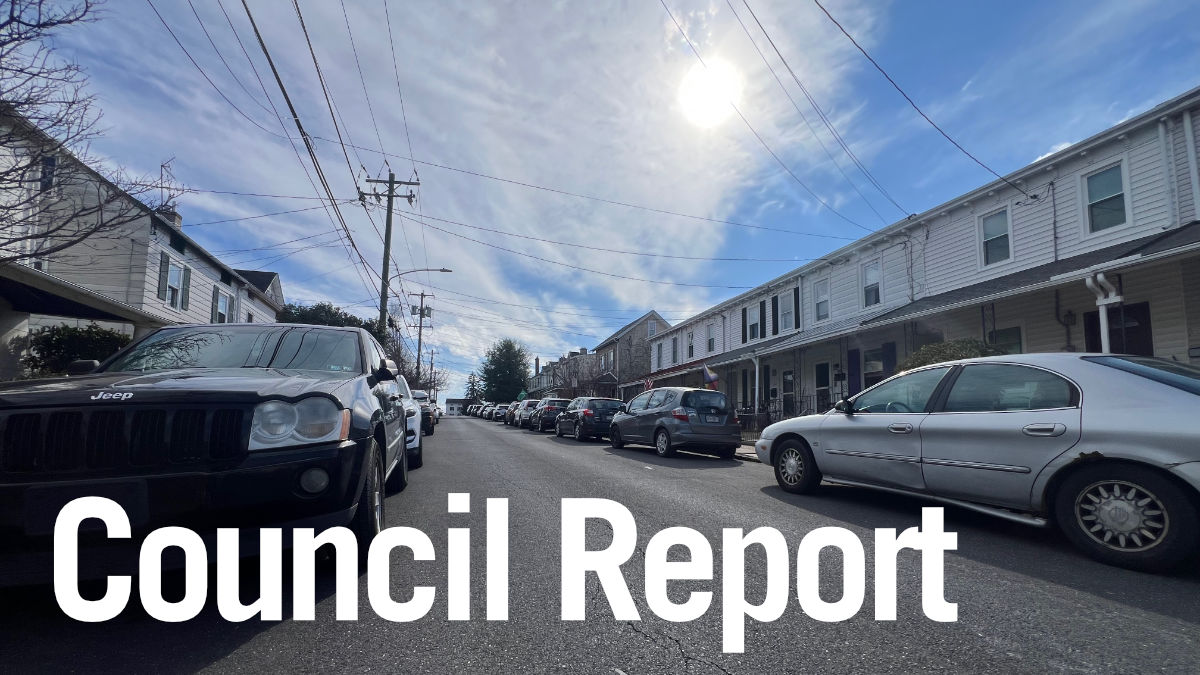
[[1084, 356, 1200, 396], [544, 399, 570, 406], [682, 391, 730, 413], [590, 400, 623, 411]]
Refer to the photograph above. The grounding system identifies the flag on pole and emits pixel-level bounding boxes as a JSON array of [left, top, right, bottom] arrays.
[[644, 378, 654, 391], [702, 364, 719, 390]]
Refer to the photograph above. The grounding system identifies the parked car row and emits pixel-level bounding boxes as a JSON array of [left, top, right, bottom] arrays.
[[471, 389, 743, 459]]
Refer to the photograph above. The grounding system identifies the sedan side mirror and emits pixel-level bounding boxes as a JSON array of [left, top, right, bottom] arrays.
[[834, 398, 854, 415], [66, 359, 99, 376]]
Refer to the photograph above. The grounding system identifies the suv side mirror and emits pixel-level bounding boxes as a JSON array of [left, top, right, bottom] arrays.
[[618, 405, 628, 414], [66, 359, 99, 376], [834, 398, 854, 415]]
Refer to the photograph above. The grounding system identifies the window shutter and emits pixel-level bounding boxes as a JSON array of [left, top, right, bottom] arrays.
[[180, 268, 191, 310], [793, 287, 800, 330], [771, 296, 779, 336], [211, 285, 220, 323], [741, 307, 747, 343], [758, 300, 767, 339], [156, 252, 169, 300]]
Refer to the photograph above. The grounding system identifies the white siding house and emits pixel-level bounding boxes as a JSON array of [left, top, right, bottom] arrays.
[[646, 85, 1200, 425]]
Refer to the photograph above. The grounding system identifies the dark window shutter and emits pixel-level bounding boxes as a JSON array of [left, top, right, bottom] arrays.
[[758, 300, 767, 339], [771, 296, 779, 336], [793, 287, 800, 330], [180, 268, 191, 310], [741, 307, 747, 343], [882, 342, 897, 377], [211, 285, 220, 323], [156, 252, 169, 300]]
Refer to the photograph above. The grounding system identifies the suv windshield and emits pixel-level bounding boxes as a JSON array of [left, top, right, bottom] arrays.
[[1085, 355, 1200, 396], [102, 325, 361, 373]]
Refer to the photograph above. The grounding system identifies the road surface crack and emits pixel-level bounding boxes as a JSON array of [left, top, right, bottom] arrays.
[[624, 621, 735, 675]]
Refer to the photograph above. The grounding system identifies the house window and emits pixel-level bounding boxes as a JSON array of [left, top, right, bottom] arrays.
[[981, 208, 1010, 266], [169, 230, 187, 254], [1086, 164, 1126, 233], [166, 260, 185, 308], [648, 321, 657, 338], [706, 323, 715, 352], [780, 292, 794, 330], [212, 288, 233, 323], [686, 331, 694, 358], [863, 348, 885, 388], [814, 279, 830, 321], [39, 155, 57, 193], [748, 304, 760, 340], [671, 336, 678, 363], [987, 326, 1023, 355], [246, 312, 254, 323], [656, 342, 663, 370], [862, 260, 881, 307]]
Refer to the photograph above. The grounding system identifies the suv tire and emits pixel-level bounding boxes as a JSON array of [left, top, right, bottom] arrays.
[[351, 440, 385, 562]]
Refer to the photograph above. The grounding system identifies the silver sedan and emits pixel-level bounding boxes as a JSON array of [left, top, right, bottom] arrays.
[[754, 353, 1200, 572]]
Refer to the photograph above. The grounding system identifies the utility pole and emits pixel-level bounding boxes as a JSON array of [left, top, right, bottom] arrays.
[[409, 291, 432, 384], [363, 172, 418, 329], [428, 349, 436, 400]]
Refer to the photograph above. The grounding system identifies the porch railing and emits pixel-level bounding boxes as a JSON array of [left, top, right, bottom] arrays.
[[736, 394, 828, 441]]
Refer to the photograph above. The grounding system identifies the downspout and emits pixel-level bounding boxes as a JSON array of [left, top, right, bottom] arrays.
[[1158, 118, 1178, 230], [1084, 272, 1123, 353], [1184, 110, 1200, 219]]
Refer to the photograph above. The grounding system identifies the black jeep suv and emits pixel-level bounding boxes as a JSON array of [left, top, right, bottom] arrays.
[[0, 323, 417, 585]]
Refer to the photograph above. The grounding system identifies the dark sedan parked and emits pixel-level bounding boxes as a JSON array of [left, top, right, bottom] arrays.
[[529, 398, 571, 431], [0, 323, 415, 585], [555, 397, 623, 440], [610, 387, 741, 459]]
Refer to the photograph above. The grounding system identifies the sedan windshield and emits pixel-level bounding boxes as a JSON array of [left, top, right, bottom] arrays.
[[102, 325, 361, 373]]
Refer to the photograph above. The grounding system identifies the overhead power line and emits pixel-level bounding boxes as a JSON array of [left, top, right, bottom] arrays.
[[730, 0, 906, 219], [810, 0, 1032, 199], [659, 0, 874, 234]]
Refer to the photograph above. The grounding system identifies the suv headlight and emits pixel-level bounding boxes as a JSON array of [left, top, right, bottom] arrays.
[[250, 397, 351, 450]]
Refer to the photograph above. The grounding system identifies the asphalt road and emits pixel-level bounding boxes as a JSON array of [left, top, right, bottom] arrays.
[[3, 417, 1200, 673]]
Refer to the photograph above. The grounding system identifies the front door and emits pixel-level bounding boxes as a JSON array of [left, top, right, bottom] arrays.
[[1084, 301, 1153, 355], [817, 366, 952, 491], [920, 363, 1082, 510], [782, 370, 795, 417]]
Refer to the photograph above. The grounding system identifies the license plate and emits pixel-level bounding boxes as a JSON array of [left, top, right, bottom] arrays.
[[705, 415, 720, 423]]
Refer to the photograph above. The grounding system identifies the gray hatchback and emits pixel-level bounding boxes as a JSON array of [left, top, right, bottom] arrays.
[[610, 387, 742, 459]]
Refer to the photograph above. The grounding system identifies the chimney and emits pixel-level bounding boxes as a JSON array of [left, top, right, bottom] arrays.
[[579, 347, 587, 354], [156, 205, 182, 229], [535, 356, 540, 374]]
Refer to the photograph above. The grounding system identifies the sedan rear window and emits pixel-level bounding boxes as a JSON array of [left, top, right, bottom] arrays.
[[1084, 356, 1200, 396], [590, 400, 623, 411], [543, 399, 570, 407], [681, 391, 729, 413]]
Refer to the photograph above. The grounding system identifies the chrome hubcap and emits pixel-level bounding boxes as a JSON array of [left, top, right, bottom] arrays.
[[657, 434, 667, 453], [1075, 480, 1167, 552], [778, 448, 803, 485], [372, 458, 383, 534]]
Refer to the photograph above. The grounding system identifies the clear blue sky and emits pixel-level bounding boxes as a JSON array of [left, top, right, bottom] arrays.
[[53, 0, 1200, 397]]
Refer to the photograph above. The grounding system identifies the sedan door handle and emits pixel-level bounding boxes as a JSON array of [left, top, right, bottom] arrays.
[[1022, 423, 1066, 437], [887, 423, 913, 434]]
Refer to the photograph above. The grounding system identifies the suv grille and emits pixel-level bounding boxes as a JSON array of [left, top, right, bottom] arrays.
[[1, 406, 249, 476]]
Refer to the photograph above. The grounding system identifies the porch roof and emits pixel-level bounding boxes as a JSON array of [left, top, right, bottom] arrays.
[[864, 220, 1200, 327]]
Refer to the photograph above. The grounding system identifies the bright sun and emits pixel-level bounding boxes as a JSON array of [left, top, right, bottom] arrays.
[[678, 59, 743, 128]]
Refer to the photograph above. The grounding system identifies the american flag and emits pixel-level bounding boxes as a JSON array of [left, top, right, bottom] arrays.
[[702, 364, 719, 390], [644, 378, 654, 391]]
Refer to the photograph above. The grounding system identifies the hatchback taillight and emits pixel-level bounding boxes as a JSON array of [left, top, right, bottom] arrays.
[[671, 407, 690, 422], [583, 409, 594, 417]]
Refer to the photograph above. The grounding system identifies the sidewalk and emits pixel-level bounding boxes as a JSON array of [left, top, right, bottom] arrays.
[[736, 437, 761, 463]]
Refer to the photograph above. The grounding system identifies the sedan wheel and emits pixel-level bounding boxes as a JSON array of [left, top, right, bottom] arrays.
[[654, 429, 676, 458], [610, 426, 624, 449], [574, 422, 587, 442], [1055, 464, 1198, 571], [773, 439, 821, 494], [554, 421, 563, 437]]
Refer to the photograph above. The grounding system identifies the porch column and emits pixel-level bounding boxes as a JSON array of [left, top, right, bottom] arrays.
[[1085, 272, 1123, 353], [751, 354, 761, 415]]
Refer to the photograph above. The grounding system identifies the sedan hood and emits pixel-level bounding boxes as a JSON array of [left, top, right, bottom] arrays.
[[0, 368, 357, 409]]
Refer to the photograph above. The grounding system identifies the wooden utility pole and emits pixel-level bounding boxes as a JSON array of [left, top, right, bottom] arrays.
[[409, 291, 432, 384], [364, 172, 418, 329]]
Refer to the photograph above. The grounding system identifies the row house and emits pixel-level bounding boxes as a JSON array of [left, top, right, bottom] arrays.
[[527, 348, 598, 399], [1, 107, 284, 377], [526, 310, 671, 401], [647, 85, 1200, 424]]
